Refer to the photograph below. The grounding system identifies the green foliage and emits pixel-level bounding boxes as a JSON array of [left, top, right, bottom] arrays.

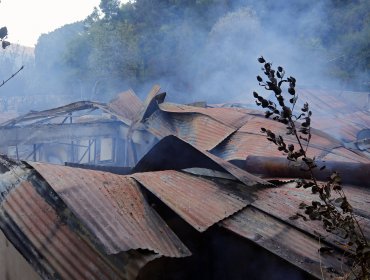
[[99, 0, 121, 21], [26, 0, 370, 101], [253, 57, 370, 279]]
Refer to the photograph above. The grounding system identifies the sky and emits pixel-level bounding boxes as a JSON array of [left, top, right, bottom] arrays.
[[0, 0, 102, 47]]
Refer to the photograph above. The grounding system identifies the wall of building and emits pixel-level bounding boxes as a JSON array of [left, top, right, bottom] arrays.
[[0, 230, 41, 280]]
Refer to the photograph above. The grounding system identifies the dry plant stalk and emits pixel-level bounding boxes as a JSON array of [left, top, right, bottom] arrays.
[[252, 56, 369, 279]]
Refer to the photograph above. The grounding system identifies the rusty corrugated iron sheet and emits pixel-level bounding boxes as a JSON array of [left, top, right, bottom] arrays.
[[159, 103, 254, 129], [132, 170, 259, 232], [245, 180, 370, 256], [249, 181, 370, 242], [141, 97, 258, 151], [0, 101, 133, 127], [29, 162, 190, 257], [108, 89, 143, 122], [221, 207, 352, 279], [0, 159, 158, 280], [134, 85, 162, 124], [211, 133, 339, 162], [322, 146, 370, 162], [297, 89, 366, 115], [211, 114, 370, 163], [144, 110, 238, 151], [232, 88, 370, 143], [296, 89, 370, 142], [221, 179, 370, 279], [133, 135, 270, 187]]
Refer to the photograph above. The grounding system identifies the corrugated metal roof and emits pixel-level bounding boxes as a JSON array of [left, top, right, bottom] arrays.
[[133, 135, 270, 187], [221, 207, 352, 279], [29, 162, 190, 257], [221, 179, 370, 279], [249, 181, 370, 243], [297, 89, 366, 116], [296, 89, 370, 142], [132, 170, 258, 232], [159, 103, 254, 129], [142, 102, 257, 151], [0, 160, 159, 280], [211, 114, 370, 163], [0, 101, 133, 127], [108, 90, 143, 122], [130, 85, 162, 127], [233, 88, 370, 143], [238, 116, 342, 147], [1, 87, 369, 279], [211, 133, 339, 161], [144, 110, 237, 151]]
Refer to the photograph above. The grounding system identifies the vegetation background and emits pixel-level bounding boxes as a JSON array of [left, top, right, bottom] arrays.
[[1, 0, 369, 111]]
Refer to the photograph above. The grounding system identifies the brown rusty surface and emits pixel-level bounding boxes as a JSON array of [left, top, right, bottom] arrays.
[[211, 116, 370, 163], [234, 88, 370, 143], [0, 100, 133, 127], [221, 207, 352, 279], [131, 85, 162, 126], [132, 170, 259, 231], [211, 133, 335, 161], [29, 162, 190, 257], [297, 89, 366, 115], [0, 164, 158, 280], [221, 177, 370, 279], [297, 89, 370, 142], [108, 90, 143, 122], [133, 135, 270, 187], [323, 146, 370, 163], [159, 103, 254, 129], [311, 115, 367, 143], [203, 148, 272, 187], [249, 181, 370, 248], [144, 110, 237, 151]]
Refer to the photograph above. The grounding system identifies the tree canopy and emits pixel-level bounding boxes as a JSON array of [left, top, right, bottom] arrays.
[[7, 0, 370, 103]]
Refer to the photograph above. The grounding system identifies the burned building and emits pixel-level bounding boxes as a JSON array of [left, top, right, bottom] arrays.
[[0, 86, 369, 279]]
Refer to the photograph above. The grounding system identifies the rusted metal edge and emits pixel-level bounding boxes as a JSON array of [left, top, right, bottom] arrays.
[[108, 89, 143, 122], [158, 102, 253, 129], [0, 100, 134, 128], [0, 160, 160, 280], [131, 85, 162, 128], [249, 181, 370, 253], [143, 108, 238, 151], [133, 135, 271, 187], [132, 170, 258, 232], [220, 206, 352, 279], [29, 161, 191, 258]]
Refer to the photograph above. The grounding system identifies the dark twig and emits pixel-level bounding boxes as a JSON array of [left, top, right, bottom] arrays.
[[0, 65, 24, 89]]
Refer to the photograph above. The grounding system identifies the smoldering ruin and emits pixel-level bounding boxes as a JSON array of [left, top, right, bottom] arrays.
[[0, 83, 369, 280], [0, 0, 369, 278]]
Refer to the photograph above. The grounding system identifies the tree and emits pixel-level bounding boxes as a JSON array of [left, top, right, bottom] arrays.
[[99, 0, 121, 21]]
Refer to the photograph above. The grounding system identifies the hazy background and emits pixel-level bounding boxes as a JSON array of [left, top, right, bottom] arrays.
[[0, 0, 369, 112]]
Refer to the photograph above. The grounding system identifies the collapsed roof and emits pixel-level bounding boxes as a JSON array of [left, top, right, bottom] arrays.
[[0, 86, 369, 279]]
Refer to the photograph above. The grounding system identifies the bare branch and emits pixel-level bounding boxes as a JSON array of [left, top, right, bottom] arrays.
[[0, 65, 24, 89]]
